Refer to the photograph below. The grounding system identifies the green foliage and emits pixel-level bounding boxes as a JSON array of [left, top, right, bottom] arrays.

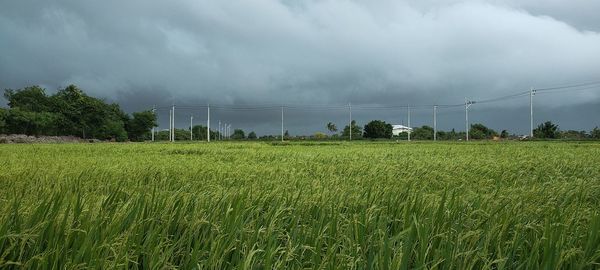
[[560, 130, 588, 140], [231, 129, 246, 140], [412, 125, 434, 140], [313, 132, 327, 139], [534, 121, 560, 139], [500, 130, 509, 138], [592, 127, 600, 139], [1, 142, 600, 268], [127, 111, 157, 141], [3, 85, 52, 112], [0, 108, 7, 133], [247, 131, 257, 139], [326, 122, 337, 134], [4, 108, 62, 136], [363, 120, 393, 139], [342, 120, 362, 138], [469, 123, 498, 139], [1, 85, 151, 140]]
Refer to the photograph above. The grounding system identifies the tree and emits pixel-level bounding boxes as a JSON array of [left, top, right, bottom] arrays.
[[500, 130, 509, 138], [127, 111, 157, 141], [284, 130, 290, 139], [1, 84, 153, 141], [342, 120, 362, 138], [231, 129, 246, 140], [314, 132, 327, 139], [592, 127, 600, 139], [436, 130, 447, 140], [412, 125, 434, 140], [326, 122, 337, 134], [247, 131, 257, 139], [363, 120, 392, 139], [4, 108, 61, 136], [533, 121, 559, 139], [48, 84, 130, 140], [0, 108, 7, 134], [4, 86, 52, 112], [560, 130, 588, 140], [192, 125, 207, 141], [469, 123, 498, 139]]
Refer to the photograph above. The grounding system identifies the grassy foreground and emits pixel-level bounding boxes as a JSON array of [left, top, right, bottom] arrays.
[[1, 141, 600, 269]]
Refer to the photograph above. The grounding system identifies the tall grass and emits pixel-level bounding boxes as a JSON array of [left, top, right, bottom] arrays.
[[1, 141, 600, 269]]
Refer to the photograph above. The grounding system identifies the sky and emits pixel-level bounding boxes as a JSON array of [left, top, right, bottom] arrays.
[[1, 0, 600, 136]]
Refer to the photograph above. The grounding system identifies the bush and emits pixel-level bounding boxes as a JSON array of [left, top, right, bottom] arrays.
[[363, 120, 392, 139]]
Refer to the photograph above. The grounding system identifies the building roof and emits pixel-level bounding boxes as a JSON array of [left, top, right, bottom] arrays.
[[392, 125, 412, 130]]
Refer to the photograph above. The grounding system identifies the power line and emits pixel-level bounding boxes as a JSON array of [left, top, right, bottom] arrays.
[[536, 81, 600, 92], [535, 84, 600, 94], [153, 79, 600, 111]]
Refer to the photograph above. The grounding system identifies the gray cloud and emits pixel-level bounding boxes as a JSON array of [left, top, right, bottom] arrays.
[[1, 0, 600, 135]]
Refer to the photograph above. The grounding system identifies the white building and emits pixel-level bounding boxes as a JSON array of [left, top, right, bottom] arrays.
[[392, 125, 412, 136]]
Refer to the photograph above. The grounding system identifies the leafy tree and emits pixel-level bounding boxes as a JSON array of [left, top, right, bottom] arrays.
[[363, 120, 392, 139], [104, 119, 129, 142], [560, 130, 588, 140], [592, 127, 600, 139], [231, 129, 246, 140], [1, 84, 151, 141], [127, 111, 157, 141], [284, 130, 290, 139], [247, 131, 257, 139], [48, 85, 129, 140], [469, 123, 498, 139], [500, 130, 509, 138], [192, 125, 222, 141], [342, 120, 362, 138], [4, 108, 62, 136], [326, 122, 337, 134], [314, 132, 327, 139], [412, 125, 434, 140], [0, 108, 7, 134], [4, 86, 52, 112], [436, 130, 447, 140], [534, 121, 559, 139]]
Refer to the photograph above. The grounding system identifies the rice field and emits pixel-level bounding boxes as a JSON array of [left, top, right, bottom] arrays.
[[1, 141, 600, 269]]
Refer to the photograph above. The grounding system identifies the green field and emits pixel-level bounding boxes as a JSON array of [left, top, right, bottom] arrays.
[[1, 142, 600, 269]]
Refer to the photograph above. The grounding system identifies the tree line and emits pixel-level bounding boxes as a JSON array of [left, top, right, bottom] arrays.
[[0, 85, 157, 141], [2, 85, 599, 142], [319, 120, 600, 140]]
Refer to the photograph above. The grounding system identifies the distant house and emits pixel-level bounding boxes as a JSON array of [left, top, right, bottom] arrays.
[[392, 125, 412, 136]]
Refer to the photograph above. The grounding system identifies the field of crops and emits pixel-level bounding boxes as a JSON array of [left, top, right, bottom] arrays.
[[1, 141, 600, 269]]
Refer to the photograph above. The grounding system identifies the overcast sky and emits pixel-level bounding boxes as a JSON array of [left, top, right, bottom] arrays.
[[1, 0, 599, 135]]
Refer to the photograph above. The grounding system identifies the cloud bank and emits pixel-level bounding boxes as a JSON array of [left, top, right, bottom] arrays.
[[1, 0, 599, 134]]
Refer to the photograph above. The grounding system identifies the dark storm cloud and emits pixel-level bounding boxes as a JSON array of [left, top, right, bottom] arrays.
[[1, 0, 600, 135]]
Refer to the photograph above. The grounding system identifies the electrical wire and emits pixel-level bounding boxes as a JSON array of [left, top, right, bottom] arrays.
[[151, 80, 600, 111]]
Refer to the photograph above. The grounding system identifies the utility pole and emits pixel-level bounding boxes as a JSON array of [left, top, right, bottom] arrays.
[[171, 104, 175, 142], [151, 105, 155, 142], [169, 108, 173, 142], [465, 99, 473, 141], [190, 115, 193, 141], [530, 87, 536, 138], [281, 106, 284, 142], [349, 102, 352, 141], [433, 105, 437, 141], [407, 105, 411, 142], [207, 104, 210, 142]]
